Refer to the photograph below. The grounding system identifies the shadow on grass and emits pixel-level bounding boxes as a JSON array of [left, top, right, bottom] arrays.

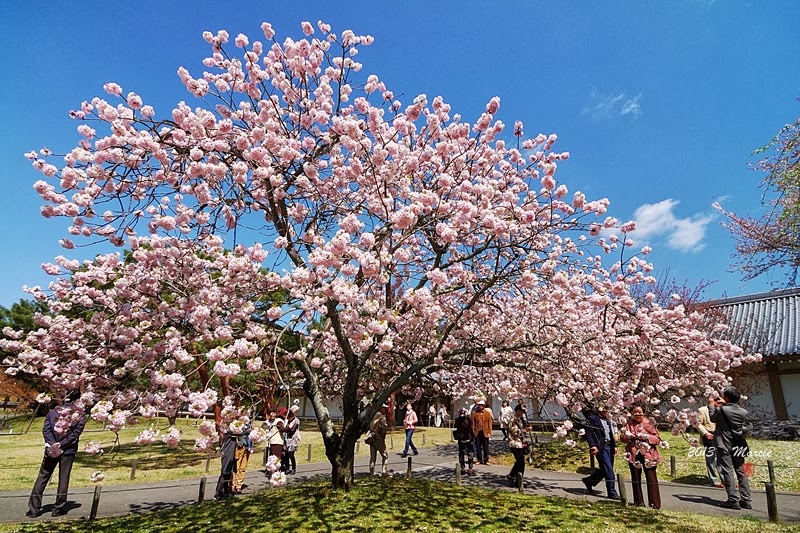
[[6, 477, 797, 533], [73, 441, 207, 471], [672, 474, 715, 486]]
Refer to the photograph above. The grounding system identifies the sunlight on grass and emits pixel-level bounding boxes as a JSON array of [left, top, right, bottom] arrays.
[[0, 415, 456, 491], [0, 477, 796, 533]]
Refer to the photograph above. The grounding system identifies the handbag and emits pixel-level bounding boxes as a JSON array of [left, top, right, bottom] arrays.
[[521, 441, 530, 455], [364, 430, 374, 445], [719, 406, 750, 457]]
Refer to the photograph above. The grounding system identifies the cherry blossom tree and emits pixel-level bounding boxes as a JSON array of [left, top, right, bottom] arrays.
[[2, 236, 284, 444], [715, 105, 800, 286], [4, 20, 750, 489]]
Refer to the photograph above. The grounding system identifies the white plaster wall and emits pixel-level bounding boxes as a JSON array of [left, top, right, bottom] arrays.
[[736, 371, 776, 420], [780, 374, 800, 419]]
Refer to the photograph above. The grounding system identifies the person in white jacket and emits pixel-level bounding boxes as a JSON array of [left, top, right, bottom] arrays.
[[695, 396, 724, 487]]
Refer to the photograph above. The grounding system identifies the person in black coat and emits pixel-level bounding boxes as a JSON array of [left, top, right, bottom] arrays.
[[27, 390, 87, 518], [453, 408, 475, 475], [214, 431, 238, 499], [580, 405, 620, 499], [710, 386, 752, 510]]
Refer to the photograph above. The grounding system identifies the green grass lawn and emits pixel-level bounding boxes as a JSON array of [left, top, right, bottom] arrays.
[[3, 413, 798, 494], [0, 476, 796, 533], [0, 414, 455, 491]]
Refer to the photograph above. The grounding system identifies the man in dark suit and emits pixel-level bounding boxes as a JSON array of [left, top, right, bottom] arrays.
[[710, 386, 752, 510], [26, 390, 87, 518], [581, 405, 620, 499]]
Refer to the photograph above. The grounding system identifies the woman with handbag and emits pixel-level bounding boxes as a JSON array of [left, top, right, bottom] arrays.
[[507, 403, 531, 486], [368, 403, 389, 475], [282, 405, 301, 475], [620, 405, 662, 509]]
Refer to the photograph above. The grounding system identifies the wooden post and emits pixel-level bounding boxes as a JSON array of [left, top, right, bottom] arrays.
[[406, 456, 412, 479], [89, 485, 102, 520], [307, 443, 312, 462], [129, 459, 138, 480], [455, 462, 462, 486], [617, 473, 627, 505], [516, 472, 523, 493], [198, 477, 207, 504], [205, 453, 212, 473], [533, 433, 538, 444], [24, 411, 37, 434], [670, 455, 677, 477], [390, 435, 394, 449], [422, 433, 426, 446], [767, 460, 776, 485], [765, 482, 779, 522]]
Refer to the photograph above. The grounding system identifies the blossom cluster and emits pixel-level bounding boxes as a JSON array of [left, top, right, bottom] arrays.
[[3, 19, 757, 468]]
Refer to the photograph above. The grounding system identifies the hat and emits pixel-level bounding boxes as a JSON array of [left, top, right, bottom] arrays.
[[476, 400, 486, 406], [277, 406, 288, 417], [289, 405, 300, 414]]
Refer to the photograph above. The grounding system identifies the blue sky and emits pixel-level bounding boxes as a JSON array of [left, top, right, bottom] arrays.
[[1, 0, 798, 307]]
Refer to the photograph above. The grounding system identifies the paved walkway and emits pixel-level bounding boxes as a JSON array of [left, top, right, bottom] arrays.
[[3, 440, 798, 524]]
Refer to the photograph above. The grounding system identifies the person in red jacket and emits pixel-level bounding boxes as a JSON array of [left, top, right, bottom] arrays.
[[619, 405, 662, 509], [27, 390, 87, 518]]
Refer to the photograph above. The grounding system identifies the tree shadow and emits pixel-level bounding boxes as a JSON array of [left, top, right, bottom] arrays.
[[128, 499, 196, 514], [73, 441, 209, 471], [671, 473, 714, 486]]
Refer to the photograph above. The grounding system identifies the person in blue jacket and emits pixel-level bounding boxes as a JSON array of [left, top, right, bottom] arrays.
[[27, 390, 87, 518], [581, 404, 620, 500]]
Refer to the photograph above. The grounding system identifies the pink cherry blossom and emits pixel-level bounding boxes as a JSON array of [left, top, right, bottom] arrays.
[[6, 19, 755, 492], [83, 441, 103, 455]]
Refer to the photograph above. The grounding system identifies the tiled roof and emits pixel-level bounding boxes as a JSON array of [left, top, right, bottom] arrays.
[[702, 287, 800, 357]]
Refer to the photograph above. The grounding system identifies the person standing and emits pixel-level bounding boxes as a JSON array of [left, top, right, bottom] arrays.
[[230, 421, 253, 494], [710, 386, 752, 510], [368, 403, 389, 475], [620, 405, 662, 509], [214, 430, 238, 499], [27, 390, 86, 518], [428, 404, 436, 427], [507, 403, 531, 485], [282, 405, 301, 475], [581, 405, 620, 500], [453, 407, 475, 476], [438, 404, 450, 428], [401, 402, 419, 457], [515, 399, 528, 422], [499, 400, 514, 441], [695, 396, 724, 488], [471, 400, 494, 465], [263, 407, 285, 469]]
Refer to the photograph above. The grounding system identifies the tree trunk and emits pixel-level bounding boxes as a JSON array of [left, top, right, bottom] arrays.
[[300, 356, 366, 490], [323, 412, 361, 490]]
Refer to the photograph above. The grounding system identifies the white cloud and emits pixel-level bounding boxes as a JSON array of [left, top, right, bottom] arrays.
[[583, 90, 643, 121], [629, 199, 715, 252], [620, 95, 642, 117]]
